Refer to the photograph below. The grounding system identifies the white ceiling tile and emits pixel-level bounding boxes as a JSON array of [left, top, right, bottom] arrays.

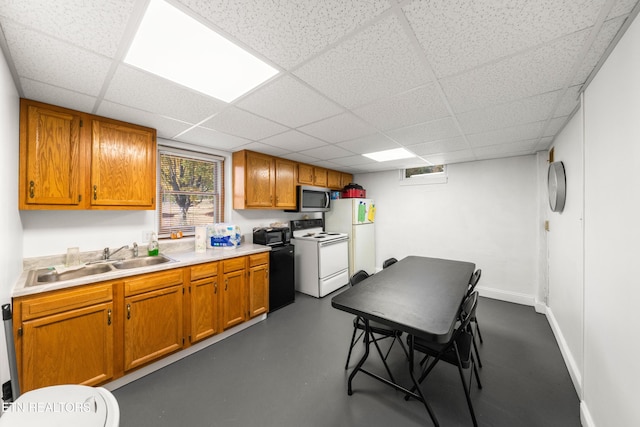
[[176, 0, 391, 69], [174, 126, 251, 151], [298, 113, 376, 143], [404, 0, 607, 78], [236, 75, 343, 127], [457, 90, 560, 134], [422, 150, 477, 165], [573, 16, 627, 85], [336, 134, 399, 154], [441, 29, 590, 113], [467, 121, 546, 148], [353, 83, 450, 131], [408, 137, 470, 156], [555, 86, 582, 117], [260, 130, 328, 152], [104, 65, 226, 123], [473, 139, 539, 158], [386, 117, 462, 145], [607, 0, 640, 19], [299, 144, 355, 160], [238, 142, 289, 157], [330, 155, 379, 167], [294, 14, 431, 109], [544, 117, 570, 136], [0, 0, 136, 57], [96, 101, 192, 139], [202, 107, 288, 141], [311, 160, 345, 170], [20, 78, 97, 112], [280, 152, 325, 164], [535, 136, 555, 152], [2, 21, 111, 96]]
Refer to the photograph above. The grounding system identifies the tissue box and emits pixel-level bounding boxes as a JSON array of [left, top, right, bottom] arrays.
[[208, 223, 241, 248]]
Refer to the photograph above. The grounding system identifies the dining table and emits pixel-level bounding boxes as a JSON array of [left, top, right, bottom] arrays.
[[331, 256, 475, 426]]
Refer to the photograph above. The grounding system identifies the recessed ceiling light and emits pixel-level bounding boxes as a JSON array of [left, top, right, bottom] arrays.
[[124, 0, 278, 103], [362, 148, 416, 162]]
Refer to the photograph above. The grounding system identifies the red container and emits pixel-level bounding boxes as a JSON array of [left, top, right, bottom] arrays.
[[342, 183, 366, 198]]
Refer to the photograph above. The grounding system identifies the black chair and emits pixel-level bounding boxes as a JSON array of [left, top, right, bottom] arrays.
[[382, 257, 398, 269], [408, 292, 482, 426], [467, 269, 483, 344], [344, 270, 407, 370]]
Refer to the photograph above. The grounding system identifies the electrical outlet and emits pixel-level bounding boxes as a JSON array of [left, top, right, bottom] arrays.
[[142, 231, 153, 242]]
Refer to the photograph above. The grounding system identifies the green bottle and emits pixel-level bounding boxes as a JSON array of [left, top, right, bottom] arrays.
[[148, 232, 159, 256]]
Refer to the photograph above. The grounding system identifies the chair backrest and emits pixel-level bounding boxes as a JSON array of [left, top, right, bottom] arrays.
[[382, 258, 398, 269], [350, 270, 370, 286], [467, 269, 482, 295], [458, 291, 479, 331]]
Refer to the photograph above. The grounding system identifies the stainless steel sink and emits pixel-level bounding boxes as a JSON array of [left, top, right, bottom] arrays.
[[31, 263, 114, 285], [112, 255, 174, 269]]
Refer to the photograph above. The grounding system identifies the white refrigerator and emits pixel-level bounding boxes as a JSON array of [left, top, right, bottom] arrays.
[[325, 198, 376, 276]]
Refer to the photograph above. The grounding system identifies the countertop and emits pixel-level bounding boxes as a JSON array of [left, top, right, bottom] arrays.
[[13, 244, 271, 298]]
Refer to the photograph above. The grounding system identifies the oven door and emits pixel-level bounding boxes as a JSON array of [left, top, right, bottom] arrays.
[[318, 238, 349, 279]]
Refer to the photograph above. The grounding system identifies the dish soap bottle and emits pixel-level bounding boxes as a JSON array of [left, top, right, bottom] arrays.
[[148, 232, 159, 256]]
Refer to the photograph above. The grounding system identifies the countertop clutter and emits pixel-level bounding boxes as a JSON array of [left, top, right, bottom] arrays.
[[13, 239, 270, 298]]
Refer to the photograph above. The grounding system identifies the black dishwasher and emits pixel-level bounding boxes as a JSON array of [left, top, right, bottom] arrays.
[[253, 227, 295, 312]]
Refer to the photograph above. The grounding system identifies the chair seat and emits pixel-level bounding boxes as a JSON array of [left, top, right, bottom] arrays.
[[414, 330, 474, 369]]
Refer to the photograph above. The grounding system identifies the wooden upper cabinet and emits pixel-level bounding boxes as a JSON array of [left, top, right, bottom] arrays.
[[297, 163, 314, 185], [90, 119, 156, 209], [327, 169, 342, 189], [18, 99, 157, 210], [19, 100, 84, 209], [274, 159, 296, 209], [245, 151, 274, 208], [341, 173, 353, 188], [313, 167, 328, 187]]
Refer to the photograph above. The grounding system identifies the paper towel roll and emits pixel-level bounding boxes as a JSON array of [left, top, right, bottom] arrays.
[[195, 226, 208, 253]]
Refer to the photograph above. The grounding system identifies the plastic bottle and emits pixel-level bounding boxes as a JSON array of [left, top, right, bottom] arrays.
[[358, 201, 366, 223], [148, 232, 159, 256]]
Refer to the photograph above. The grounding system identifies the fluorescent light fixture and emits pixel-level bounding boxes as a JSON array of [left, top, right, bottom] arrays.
[[362, 148, 416, 162], [125, 0, 278, 103]]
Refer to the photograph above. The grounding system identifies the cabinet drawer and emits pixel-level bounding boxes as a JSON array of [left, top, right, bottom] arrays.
[[190, 262, 218, 281], [19, 283, 113, 321], [124, 269, 184, 296], [223, 257, 246, 273], [249, 252, 269, 267]]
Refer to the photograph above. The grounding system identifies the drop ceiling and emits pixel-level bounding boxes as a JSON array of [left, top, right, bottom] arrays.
[[1, 0, 638, 173]]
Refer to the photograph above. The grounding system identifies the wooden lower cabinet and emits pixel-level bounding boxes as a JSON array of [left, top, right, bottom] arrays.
[[13, 253, 269, 390], [15, 283, 114, 392], [189, 262, 219, 344], [123, 270, 184, 371]]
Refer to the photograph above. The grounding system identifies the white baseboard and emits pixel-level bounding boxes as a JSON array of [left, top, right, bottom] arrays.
[[476, 285, 536, 306], [545, 307, 583, 398], [103, 314, 267, 391]]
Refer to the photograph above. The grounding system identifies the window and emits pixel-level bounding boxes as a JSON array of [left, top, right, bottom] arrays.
[[159, 148, 224, 237], [400, 164, 447, 185]]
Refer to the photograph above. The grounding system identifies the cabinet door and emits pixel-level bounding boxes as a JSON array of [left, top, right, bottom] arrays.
[[20, 102, 83, 208], [245, 152, 274, 208], [327, 170, 342, 189], [313, 167, 328, 187], [21, 302, 114, 392], [274, 158, 296, 209], [248, 263, 269, 317], [91, 119, 156, 209], [341, 173, 353, 188], [297, 163, 314, 185], [221, 270, 246, 330], [190, 276, 219, 343], [124, 285, 183, 371]]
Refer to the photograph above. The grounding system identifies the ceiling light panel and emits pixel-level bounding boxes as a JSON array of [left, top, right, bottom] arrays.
[[363, 148, 416, 162], [125, 0, 278, 102]]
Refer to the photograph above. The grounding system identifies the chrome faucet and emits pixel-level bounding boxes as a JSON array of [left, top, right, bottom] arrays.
[[133, 242, 138, 258], [103, 245, 129, 260]]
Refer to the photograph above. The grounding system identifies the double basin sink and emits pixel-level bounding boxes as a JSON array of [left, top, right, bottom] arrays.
[[28, 255, 175, 286]]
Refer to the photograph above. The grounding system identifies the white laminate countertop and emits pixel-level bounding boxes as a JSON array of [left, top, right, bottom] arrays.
[[13, 244, 271, 298]]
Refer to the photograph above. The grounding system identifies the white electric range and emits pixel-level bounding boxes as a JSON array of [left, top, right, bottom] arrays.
[[290, 219, 349, 298]]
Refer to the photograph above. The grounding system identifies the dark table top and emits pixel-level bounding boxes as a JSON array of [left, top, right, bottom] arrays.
[[331, 256, 475, 343]]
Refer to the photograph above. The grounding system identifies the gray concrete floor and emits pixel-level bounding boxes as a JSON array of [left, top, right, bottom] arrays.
[[113, 290, 580, 427]]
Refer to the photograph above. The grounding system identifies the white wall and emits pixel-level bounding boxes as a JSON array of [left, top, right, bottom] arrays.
[[0, 47, 23, 392], [544, 103, 585, 396], [356, 155, 540, 304], [580, 13, 640, 427]]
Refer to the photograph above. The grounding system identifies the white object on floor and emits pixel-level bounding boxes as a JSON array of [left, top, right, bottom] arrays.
[[0, 385, 119, 427]]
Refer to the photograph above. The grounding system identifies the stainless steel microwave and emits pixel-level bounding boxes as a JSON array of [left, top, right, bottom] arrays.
[[292, 185, 331, 212]]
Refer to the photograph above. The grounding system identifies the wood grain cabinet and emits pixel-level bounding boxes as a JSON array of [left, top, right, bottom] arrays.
[[13, 283, 115, 393], [248, 252, 269, 318], [188, 262, 220, 344], [19, 98, 156, 210], [221, 257, 247, 330], [123, 269, 184, 371], [297, 163, 314, 185], [232, 150, 296, 210]]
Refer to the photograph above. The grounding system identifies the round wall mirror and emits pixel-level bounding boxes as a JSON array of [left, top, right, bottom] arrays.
[[547, 161, 566, 212]]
